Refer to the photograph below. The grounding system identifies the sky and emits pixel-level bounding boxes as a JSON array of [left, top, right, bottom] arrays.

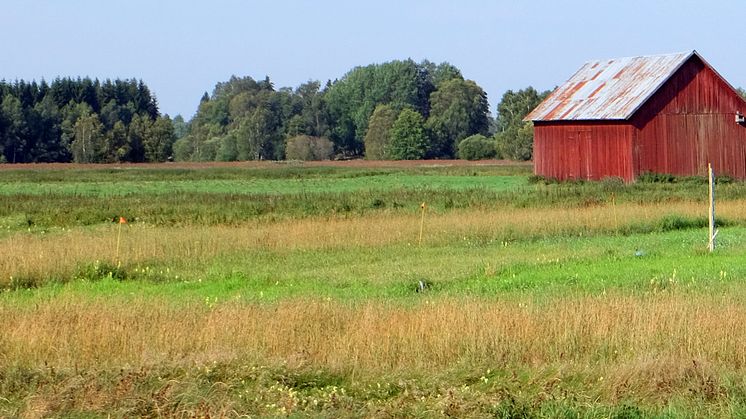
[[3, 0, 745, 119]]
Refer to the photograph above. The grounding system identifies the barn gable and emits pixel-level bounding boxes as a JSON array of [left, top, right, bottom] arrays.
[[632, 55, 746, 177], [528, 50, 746, 181]]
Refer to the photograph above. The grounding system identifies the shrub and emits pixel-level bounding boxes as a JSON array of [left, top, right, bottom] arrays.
[[600, 176, 626, 192], [457, 134, 497, 160], [656, 214, 705, 232], [285, 136, 334, 161], [638, 172, 676, 183]]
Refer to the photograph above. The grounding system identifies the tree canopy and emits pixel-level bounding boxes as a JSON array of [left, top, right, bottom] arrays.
[[494, 87, 551, 161], [324, 59, 459, 156], [0, 61, 554, 164], [173, 59, 488, 162], [364, 104, 398, 160], [426, 79, 490, 158], [388, 108, 429, 160], [0, 78, 173, 163]]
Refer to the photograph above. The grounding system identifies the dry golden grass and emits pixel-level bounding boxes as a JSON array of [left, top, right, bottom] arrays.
[[2, 294, 745, 383], [3, 199, 746, 285]]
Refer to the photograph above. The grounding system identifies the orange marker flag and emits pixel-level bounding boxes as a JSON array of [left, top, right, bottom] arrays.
[[119, 216, 127, 224]]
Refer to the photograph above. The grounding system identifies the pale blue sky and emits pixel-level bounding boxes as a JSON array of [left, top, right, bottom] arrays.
[[3, 1, 744, 118]]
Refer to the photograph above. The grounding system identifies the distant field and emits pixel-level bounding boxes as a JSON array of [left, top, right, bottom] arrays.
[[0, 173, 525, 196], [2, 161, 746, 417], [0, 159, 530, 171]]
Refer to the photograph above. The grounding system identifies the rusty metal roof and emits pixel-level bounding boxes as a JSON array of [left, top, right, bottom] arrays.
[[525, 51, 697, 121]]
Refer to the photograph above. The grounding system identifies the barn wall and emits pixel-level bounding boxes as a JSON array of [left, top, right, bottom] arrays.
[[534, 121, 634, 181], [632, 56, 746, 178]]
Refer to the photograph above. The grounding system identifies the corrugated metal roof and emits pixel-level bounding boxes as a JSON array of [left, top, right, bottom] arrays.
[[525, 51, 696, 121]]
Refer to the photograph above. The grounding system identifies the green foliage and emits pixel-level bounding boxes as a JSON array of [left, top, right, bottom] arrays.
[[325, 60, 432, 156], [181, 76, 301, 162], [294, 81, 330, 138], [324, 59, 470, 157], [496, 122, 534, 161], [70, 106, 105, 163], [494, 87, 550, 161], [0, 78, 163, 163], [656, 214, 708, 232], [420, 60, 463, 88], [389, 108, 429, 160], [1, 95, 27, 163], [426, 79, 490, 158], [171, 114, 189, 140], [172, 137, 193, 161], [217, 134, 238, 161], [74, 260, 128, 282], [235, 108, 273, 160], [285, 135, 334, 161], [737, 87, 746, 101], [457, 134, 497, 160], [638, 172, 677, 183], [364, 104, 399, 160], [101, 121, 129, 162], [0, 62, 491, 163], [143, 116, 176, 162], [495, 87, 546, 133]]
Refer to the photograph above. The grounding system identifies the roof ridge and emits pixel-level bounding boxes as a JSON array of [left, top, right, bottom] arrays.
[[582, 50, 694, 64]]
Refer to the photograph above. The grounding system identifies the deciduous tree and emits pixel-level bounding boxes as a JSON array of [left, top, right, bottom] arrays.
[[426, 79, 489, 158], [364, 104, 398, 160], [70, 108, 104, 163], [143, 116, 176, 162], [494, 87, 550, 161], [389, 108, 429, 160]]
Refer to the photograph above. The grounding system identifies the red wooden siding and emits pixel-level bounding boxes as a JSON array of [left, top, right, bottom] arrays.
[[632, 56, 746, 178], [532, 53, 746, 181], [534, 121, 634, 181]]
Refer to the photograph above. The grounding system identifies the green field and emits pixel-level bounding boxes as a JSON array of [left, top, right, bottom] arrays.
[[2, 162, 746, 417]]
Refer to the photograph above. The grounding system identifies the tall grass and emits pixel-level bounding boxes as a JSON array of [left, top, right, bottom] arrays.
[[4, 164, 746, 416], [1, 295, 744, 411], [2, 200, 746, 288], [3, 164, 746, 229]]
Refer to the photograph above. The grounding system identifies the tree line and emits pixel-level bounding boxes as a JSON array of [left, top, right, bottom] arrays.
[[0, 61, 553, 164], [177, 60, 551, 162], [0, 78, 176, 163]]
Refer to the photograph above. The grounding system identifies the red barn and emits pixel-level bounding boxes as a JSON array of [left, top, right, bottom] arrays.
[[525, 51, 746, 181]]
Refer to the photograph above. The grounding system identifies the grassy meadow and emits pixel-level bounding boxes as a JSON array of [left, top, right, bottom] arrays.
[[2, 161, 746, 417]]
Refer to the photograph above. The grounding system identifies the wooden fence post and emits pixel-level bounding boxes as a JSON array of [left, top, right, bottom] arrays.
[[708, 163, 716, 252]]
